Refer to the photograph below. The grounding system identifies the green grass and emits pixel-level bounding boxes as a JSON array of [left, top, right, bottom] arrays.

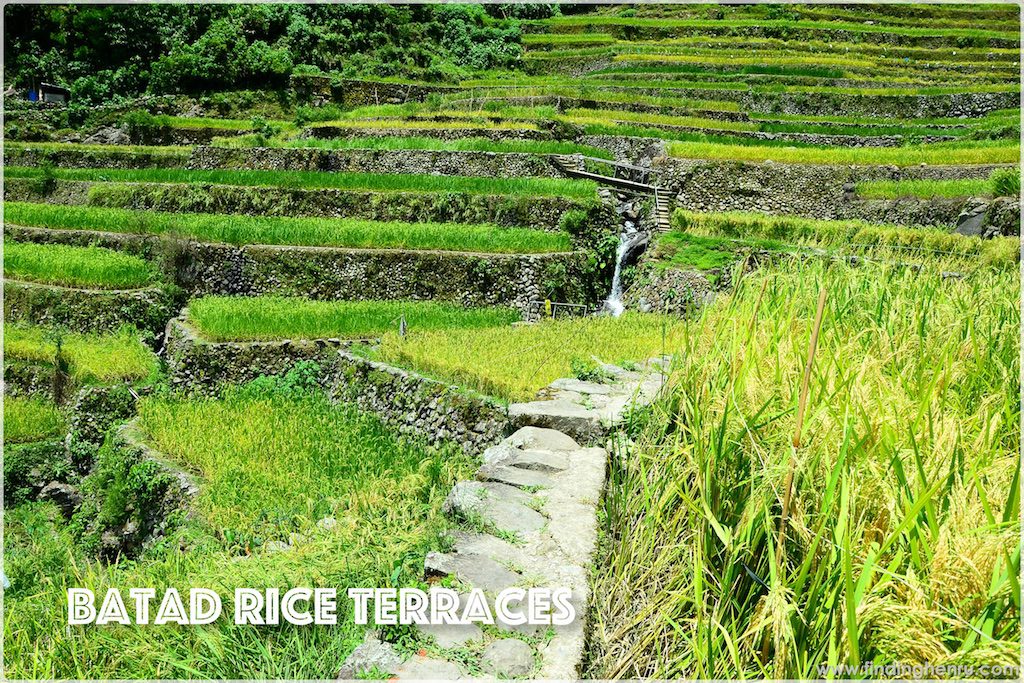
[[590, 258, 1020, 678], [5, 166, 597, 199], [4, 386, 474, 678], [375, 313, 682, 402], [666, 139, 1020, 166], [652, 232, 787, 271], [857, 168, 1021, 199], [672, 209, 1020, 268], [4, 241, 157, 289], [187, 297, 519, 342], [4, 324, 158, 384], [4, 203, 573, 254], [311, 118, 538, 131], [4, 396, 66, 444], [277, 135, 614, 158]]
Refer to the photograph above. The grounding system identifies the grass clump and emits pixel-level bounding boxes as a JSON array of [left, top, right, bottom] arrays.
[[857, 167, 1020, 199], [187, 297, 518, 342], [4, 241, 157, 289], [590, 259, 1020, 678], [4, 203, 573, 254], [666, 139, 1020, 165], [4, 324, 158, 384], [376, 313, 682, 402], [653, 232, 786, 271], [4, 396, 66, 444], [5, 381, 475, 678], [5, 166, 597, 199], [672, 209, 1020, 268]]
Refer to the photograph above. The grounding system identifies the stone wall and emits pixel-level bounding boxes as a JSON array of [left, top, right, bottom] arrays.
[[6, 226, 590, 313], [305, 124, 552, 142], [188, 145, 563, 178], [164, 316, 347, 395], [7, 179, 595, 231], [331, 350, 508, 453], [6, 146, 190, 169], [656, 157, 1020, 231], [3, 280, 177, 335]]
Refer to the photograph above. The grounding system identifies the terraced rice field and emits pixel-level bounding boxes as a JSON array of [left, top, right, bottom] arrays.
[[3, 3, 1020, 681]]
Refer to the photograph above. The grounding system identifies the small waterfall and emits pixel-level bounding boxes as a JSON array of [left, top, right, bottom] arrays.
[[604, 197, 647, 316]]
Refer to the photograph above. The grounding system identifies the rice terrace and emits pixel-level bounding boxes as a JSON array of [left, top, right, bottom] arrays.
[[2, 3, 1021, 681]]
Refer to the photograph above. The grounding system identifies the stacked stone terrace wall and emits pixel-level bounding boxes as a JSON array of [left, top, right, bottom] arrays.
[[656, 157, 1020, 232]]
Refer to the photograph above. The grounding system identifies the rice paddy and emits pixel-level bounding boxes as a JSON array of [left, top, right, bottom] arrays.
[[589, 258, 1020, 677], [4, 203, 573, 254], [375, 313, 684, 402], [6, 166, 598, 199], [4, 241, 158, 289], [857, 168, 1021, 200], [4, 324, 159, 384], [4, 396, 67, 444], [187, 297, 519, 342], [666, 139, 1020, 166]]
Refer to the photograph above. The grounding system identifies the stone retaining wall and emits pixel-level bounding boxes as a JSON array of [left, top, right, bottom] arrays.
[[164, 316, 349, 395], [6, 179, 596, 231], [305, 124, 553, 142], [330, 350, 508, 453], [3, 280, 177, 335], [187, 145, 563, 178], [5, 147, 190, 169], [5, 227, 590, 313], [656, 157, 1020, 231]]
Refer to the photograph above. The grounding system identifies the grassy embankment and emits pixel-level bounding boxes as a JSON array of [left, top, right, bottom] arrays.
[[4, 204, 573, 254], [4, 396, 67, 444]]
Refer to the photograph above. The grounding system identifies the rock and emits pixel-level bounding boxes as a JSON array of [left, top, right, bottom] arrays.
[[444, 481, 545, 534], [504, 426, 579, 452], [508, 449, 569, 473], [954, 199, 990, 237], [425, 551, 521, 593], [548, 378, 614, 395], [481, 639, 535, 678], [392, 655, 464, 680], [82, 125, 130, 145], [477, 463, 554, 489], [336, 632, 402, 679], [415, 621, 483, 648], [507, 399, 603, 443], [38, 482, 82, 518], [317, 516, 337, 531], [264, 540, 291, 553]]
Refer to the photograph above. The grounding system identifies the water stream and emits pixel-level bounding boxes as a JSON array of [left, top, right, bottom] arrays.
[[603, 198, 647, 317]]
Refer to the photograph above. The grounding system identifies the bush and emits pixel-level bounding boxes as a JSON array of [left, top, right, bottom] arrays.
[[990, 167, 1020, 196]]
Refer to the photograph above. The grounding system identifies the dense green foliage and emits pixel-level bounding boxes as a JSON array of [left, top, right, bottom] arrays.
[[187, 297, 518, 342], [4, 203, 574, 254], [4, 380, 475, 678], [4, 4, 547, 102], [4, 241, 157, 289]]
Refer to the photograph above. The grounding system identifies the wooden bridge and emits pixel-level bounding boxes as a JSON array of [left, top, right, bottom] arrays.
[[552, 155, 673, 232]]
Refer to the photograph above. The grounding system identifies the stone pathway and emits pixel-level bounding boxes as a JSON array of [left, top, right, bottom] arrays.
[[337, 360, 667, 680]]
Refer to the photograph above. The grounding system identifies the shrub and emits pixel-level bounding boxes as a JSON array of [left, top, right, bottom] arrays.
[[990, 167, 1021, 196]]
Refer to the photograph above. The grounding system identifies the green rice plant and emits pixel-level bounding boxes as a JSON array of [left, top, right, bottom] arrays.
[[4, 396, 66, 444], [311, 118, 538, 131], [376, 313, 684, 401], [666, 139, 1020, 166], [4, 241, 157, 289], [563, 107, 758, 132], [671, 209, 1020, 268], [278, 135, 614, 157], [855, 177, 989, 199], [4, 166, 597, 199], [3, 203, 573, 254], [589, 258, 1020, 678], [4, 389, 475, 678], [652, 232, 787, 271], [4, 324, 158, 384], [187, 297, 519, 342], [990, 167, 1021, 196]]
